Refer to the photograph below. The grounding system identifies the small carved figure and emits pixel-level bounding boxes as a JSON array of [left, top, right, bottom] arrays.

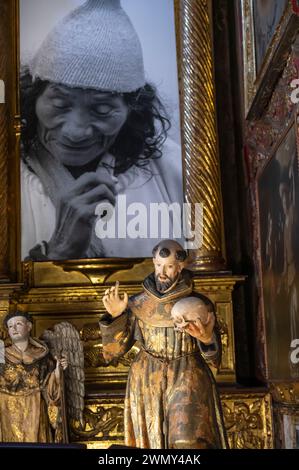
[[0, 311, 84, 443]]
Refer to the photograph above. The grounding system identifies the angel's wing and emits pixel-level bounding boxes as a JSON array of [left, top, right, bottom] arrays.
[[41, 321, 85, 428]]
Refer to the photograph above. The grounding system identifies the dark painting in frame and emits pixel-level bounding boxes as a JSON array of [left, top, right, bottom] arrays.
[[258, 115, 299, 380]]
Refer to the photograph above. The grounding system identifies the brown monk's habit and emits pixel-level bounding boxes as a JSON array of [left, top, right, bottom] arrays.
[[100, 270, 228, 449]]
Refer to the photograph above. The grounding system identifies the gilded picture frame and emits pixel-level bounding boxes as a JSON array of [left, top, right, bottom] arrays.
[[257, 113, 299, 380], [241, 0, 299, 118], [0, 0, 225, 286]]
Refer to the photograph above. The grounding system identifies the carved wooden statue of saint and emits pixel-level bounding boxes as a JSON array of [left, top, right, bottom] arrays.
[[100, 239, 228, 449], [0, 311, 84, 443]]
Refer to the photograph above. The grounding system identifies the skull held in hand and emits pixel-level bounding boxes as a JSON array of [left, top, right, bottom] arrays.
[[171, 297, 210, 332]]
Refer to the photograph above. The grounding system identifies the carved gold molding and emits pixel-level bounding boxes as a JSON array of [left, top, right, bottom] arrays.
[[13, 274, 241, 385], [0, 284, 23, 340], [270, 382, 299, 405], [70, 397, 125, 448], [72, 390, 274, 449], [0, 283, 22, 313], [221, 392, 274, 449], [194, 275, 245, 382]]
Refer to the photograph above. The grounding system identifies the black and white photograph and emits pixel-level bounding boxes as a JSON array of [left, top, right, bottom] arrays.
[[252, 0, 288, 73], [20, 0, 184, 261]]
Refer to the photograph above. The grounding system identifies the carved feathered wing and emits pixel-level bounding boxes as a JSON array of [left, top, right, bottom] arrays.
[[41, 322, 85, 428]]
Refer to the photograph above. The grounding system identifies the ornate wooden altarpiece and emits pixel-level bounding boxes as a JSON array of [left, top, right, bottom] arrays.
[[0, 0, 273, 448]]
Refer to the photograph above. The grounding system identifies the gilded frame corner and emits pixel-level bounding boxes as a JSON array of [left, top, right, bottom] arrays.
[[241, 0, 299, 119]]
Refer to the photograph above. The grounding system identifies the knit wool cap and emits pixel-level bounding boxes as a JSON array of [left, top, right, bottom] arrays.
[[30, 0, 145, 93]]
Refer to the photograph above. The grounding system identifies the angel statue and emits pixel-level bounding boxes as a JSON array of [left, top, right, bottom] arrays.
[[0, 310, 85, 443]]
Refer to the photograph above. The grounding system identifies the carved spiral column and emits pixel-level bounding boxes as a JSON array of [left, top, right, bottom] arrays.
[[176, 0, 226, 271], [0, 1, 10, 280]]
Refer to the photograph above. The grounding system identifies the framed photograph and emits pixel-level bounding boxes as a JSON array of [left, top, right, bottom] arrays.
[[257, 116, 299, 380], [240, 0, 299, 118], [1, 0, 224, 282], [19, 0, 184, 262]]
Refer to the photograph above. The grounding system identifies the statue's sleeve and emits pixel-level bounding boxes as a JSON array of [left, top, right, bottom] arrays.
[[198, 322, 222, 369], [99, 308, 136, 363], [189, 291, 222, 369], [44, 356, 61, 405], [47, 371, 61, 405]]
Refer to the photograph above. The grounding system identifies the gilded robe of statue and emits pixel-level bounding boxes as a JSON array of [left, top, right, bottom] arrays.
[[100, 270, 228, 449], [0, 337, 60, 442]]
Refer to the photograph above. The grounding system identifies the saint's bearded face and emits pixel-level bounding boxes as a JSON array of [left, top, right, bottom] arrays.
[[153, 253, 182, 293]]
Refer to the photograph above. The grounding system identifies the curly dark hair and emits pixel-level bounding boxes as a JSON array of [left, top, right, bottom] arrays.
[[20, 69, 171, 175]]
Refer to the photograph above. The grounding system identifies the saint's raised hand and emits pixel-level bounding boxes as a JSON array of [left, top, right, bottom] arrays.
[[102, 281, 128, 318]]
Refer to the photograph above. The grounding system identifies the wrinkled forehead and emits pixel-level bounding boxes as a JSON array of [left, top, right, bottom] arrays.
[[46, 83, 119, 100], [7, 316, 28, 327]]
